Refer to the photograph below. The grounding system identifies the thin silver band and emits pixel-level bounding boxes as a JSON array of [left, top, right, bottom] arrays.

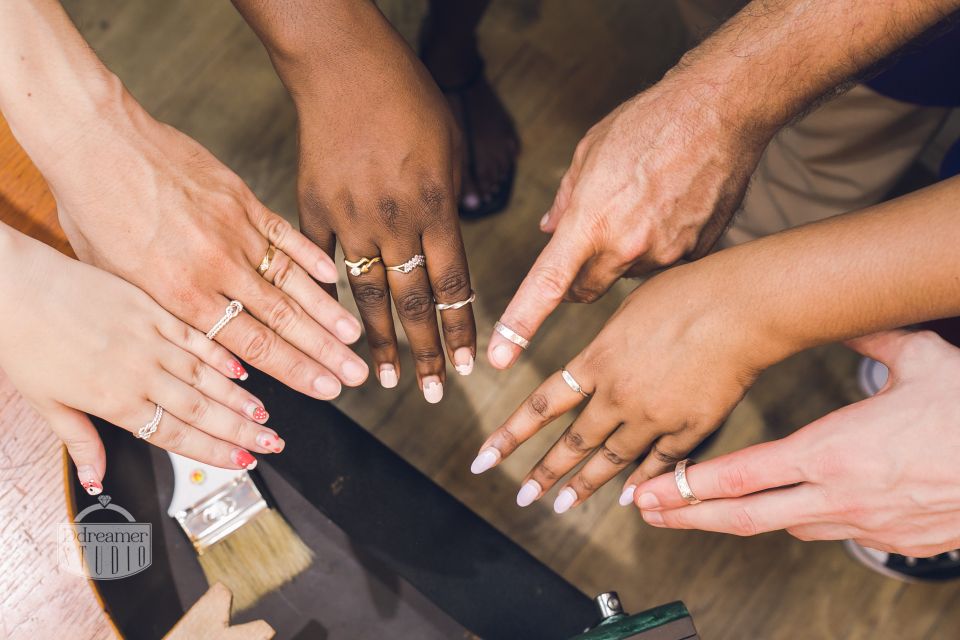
[[560, 367, 590, 398], [137, 404, 164, 440], [493, 321, 530, 350], [385, 254, 426, 274], [436, 291, 476, 311], [674, 459, 701, 505], [206, 300, 243, 340]]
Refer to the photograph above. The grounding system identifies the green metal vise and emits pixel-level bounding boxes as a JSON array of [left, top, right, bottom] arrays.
[[570, 594, 699, 640]]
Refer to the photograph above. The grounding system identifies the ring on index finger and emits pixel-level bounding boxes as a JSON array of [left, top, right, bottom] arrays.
[[560, 367, 590, 398]]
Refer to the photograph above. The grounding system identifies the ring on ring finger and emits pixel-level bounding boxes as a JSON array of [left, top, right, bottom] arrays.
[[136, 404, 164, 440], [206, 300, 244, 340]]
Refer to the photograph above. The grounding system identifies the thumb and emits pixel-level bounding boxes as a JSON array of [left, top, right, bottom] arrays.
[[844, 329, 913, 366], [43, 404, 106, 496], [539, 165, 579, 233]]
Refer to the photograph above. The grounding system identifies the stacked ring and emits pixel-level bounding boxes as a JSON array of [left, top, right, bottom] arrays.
[[344, 256, 382, 277], [436, 291, 476, 311]]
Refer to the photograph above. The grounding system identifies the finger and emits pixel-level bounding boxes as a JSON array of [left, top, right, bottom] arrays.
[[209, 299, 343, 400], [44, 404, 106, 496], [565, 250, 630, 304], [488, 231, 593, 369], [787, 523, 862, 542], [155, 314, 251, 382], [130, 400, 257, 470], [234, 274, 369, 387], [422, 216, 477, 378], [539, 164, 579, 233], [261, 248, 362, 345], [297, 209, 339, 299], [844, 329, 912, 363], [625, 431, 705, 505], [249, 203, 338, 283], [643, 484, 827, 536], [521, 400, 615, 508], [632, 437, 806, 512], [342, 239, 400, 389], [472, 368, 591, 477]]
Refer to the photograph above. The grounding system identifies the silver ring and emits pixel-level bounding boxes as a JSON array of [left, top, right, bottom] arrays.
[[137, 404, 164, 440], [206, 300, 243, 340], [436, 291, 476, 311], [493, 321, 530, 350], [674, 459, 701, 505], [385, 254, 426, 274], [560, 367, 590, 398]]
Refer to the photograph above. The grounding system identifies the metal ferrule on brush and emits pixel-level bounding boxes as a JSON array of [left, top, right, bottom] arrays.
[[174, 473, 268, 554]]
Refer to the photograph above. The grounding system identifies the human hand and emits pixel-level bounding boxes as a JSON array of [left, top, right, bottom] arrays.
[[50, 93, 367, 401], [635, 330, 960, 557], [279, 4, 476, 402], [471, 263, 777, 513], [0, 227, 284, 495], [487, 75, 771, 369]]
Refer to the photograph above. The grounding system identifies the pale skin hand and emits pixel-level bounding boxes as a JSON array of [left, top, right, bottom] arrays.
[[233, 0, 476, 402], [636, 330, 960, 558], [471, 177, 960, 512], [0, 0, 367, 402], [0, 227, 283, 495], [487, 0, 960, 370]]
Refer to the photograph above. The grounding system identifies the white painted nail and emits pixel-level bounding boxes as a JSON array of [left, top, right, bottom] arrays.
[[423, 378, 444, 404], [379, 364, 398, 389], [516, 480, 542, 507], [554, 487, 577, 514], [454, 348, 474, 376], [539, 213, 550, 228], [470, 448, 500, 474], [491, 344, 514, 368], [619, 485, 636, 507]]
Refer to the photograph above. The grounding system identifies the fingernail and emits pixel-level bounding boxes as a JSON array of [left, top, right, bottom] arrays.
[[638, 492, 660, 510], [256, 431, 285, 453], [491, 344, 514, 368], [335, 317, 362, 343], [619, 485, 637, 507], [313, 375, 342, 398], [470, 447, 500, 474], [77, 465, 102, 496], [229, 360, 248, 381], [244, 402, 268, 423], [341, 359, 368, 385], [643, 510, 665, 526], [454, 348, 474, 376], [232, 449, 257, 470], [516, 480, 541, 507], [553, 487, 577, 514], [379, 364, 398, 389], [316, 258, 339, 283], [423, 377, 443, 404], [539, 213, 550, 229]]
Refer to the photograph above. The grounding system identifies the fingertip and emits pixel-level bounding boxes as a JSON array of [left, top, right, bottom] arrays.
[[488, 341, 519, 369], [315, 256, 340, 284], [77, 464, 103, 496]]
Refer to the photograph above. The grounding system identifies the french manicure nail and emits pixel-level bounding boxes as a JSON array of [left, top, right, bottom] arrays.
[[638, 492, 660, 510], [244, 402, 268, 422], [229, 360, 248, 381], [232, 449, 257, 470], [423, 377, 443, 404], [454, 348, 474, 376], [619, 485, 637, 507], [491, 344, 514, 368], [643, 510, 665, 526], [256, 431, 285, 453], [554, 487, 578, 514], [341, 359, 368, 385], [335, 317, 361, 343], [379, 364, 398, 389], [313, 375, 342, 398], [539, 213, 550, 228], [516, 480, 542, 507], [77, 465, 102, 496], [470, 447, 500, 474], [317, 258, 339, 283]]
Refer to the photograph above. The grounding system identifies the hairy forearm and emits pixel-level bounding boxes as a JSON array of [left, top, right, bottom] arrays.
[[694, 177, 960, 367], [668, 0, 960, 140]]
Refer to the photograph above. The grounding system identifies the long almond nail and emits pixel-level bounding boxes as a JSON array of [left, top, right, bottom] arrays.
[[516, 480, 541, 507], [423, 377, 443, 404], [77, 464, 102, 496], [619, 485, 637, 507], [229, 360, 248, 381], [539, 213, 550, 229], [232, 449, 257, 470], [454, 348, 474, 376], [379, 364, 398, 389], [470, 448, 500, 474], [554, 487, 577, 514], [256, 431, 285, 453]]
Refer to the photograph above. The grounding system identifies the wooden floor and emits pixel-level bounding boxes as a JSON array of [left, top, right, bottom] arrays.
[[7, 1, 958, 637]]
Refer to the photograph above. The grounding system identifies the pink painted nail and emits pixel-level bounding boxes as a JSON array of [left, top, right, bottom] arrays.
[[232, 449, 257, 470], [77, 465, 102, 496], [229, 360, 248, 381], [244, 401, 268, 422], [516, 480, 541, 507], [256, 431, 285, 453]]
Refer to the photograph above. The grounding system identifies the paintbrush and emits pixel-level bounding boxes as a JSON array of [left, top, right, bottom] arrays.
[[166, 452, 313, 612]]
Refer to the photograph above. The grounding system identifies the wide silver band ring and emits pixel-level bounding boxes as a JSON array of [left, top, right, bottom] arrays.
[[436, 291, 476, 311], [385, 254, 426, 274], [137, 404, 164, 440], [560, 367, 590, 398], [206, 300, 243, 340], [674, 458, 701, 505], [493, 321, 530, 350]]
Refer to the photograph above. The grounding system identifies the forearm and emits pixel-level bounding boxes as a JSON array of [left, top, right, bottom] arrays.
[[694, 177, 960, 368], [667, 0, 960, 141]]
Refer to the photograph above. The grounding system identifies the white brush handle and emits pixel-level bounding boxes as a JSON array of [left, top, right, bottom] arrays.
[[166, 452, 247, 517]]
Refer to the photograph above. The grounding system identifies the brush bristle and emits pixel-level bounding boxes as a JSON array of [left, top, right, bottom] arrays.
[[197, 508, 313, 612]]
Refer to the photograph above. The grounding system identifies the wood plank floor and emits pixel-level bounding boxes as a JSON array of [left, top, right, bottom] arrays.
[[49, 1, 960, 638]]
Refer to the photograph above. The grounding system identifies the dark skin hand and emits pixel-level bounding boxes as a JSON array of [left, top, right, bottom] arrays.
[[233, 0, 477, 402]]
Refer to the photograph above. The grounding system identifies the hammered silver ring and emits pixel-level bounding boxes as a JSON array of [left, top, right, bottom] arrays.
[[493, 321, 530, 350], [560, 367, 590, 398], [674, 458, 701, 505]]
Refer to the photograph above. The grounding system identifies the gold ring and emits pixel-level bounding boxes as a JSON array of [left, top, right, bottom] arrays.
[[344, 256, 382, 277], [257, 245, 276, 276]]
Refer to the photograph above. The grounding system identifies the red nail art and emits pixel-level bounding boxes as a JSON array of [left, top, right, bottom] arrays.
[[232, 449, 257, 470], [252, 406, 268, 422], [256, 432, 285, 453], [229, 360, 248, 380], [82, 481, 103, 496]]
